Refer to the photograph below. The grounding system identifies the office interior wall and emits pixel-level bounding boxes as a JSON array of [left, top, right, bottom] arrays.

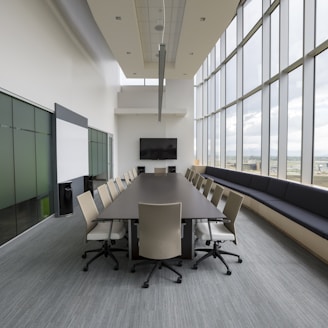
[[116, 79, 194, 176]]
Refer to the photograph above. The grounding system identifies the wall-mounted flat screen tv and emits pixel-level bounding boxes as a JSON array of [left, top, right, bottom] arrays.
[[140, 138, 177, 160]]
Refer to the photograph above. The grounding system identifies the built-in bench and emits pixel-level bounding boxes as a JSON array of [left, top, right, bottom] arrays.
[[193, 165, 328, 264]]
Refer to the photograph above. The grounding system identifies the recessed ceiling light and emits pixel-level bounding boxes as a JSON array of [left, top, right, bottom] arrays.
[[200, 17, 206, 22], [115, 16, 122, 20], [126, 51, 131, 55]]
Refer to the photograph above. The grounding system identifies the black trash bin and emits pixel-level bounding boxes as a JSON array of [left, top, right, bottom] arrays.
[[59, 181, 73, 215], [84, 176, 93, 196]]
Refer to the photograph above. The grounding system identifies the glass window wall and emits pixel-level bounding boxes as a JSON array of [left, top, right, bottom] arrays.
[[287, 66, 303, 182], [225, 105, 237, 170], [243, 91, 262, 173], [313, 49, 328, 187]]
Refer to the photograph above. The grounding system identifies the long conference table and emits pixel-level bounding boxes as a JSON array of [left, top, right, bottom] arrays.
[[97, 173, 225, 259]]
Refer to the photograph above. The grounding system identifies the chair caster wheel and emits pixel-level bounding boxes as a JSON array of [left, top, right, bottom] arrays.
[[205, 240, 211, 246], [226, 270, 232, 275], [142, 282, 149, 288], [82, 254, 87, 259], [83, 267, 88, 272], [192, 264, 198, 270], [238, 258, 243, 263], [131, 267, 136, 273], [177, 260, 182, 267], [176, 277, 182, 284], [113, 265, 119, 271]]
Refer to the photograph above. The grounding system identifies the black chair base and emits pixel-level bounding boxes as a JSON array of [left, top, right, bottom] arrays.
[[192, 241, 242, 275], [131, 259, 182, 288], [82, 241, 127, 271]]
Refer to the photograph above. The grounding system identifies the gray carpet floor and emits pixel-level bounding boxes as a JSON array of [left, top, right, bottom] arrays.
[[0, 195, 327, 328]]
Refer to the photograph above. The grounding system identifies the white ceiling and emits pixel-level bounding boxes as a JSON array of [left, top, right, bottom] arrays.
[[50, 0, 240, 79]]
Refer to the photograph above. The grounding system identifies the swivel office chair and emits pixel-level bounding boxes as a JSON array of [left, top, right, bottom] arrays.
[[107, 179, 119, 200], [131, 202, 183, 288], [77, 190, 126, 271], [115, 177, 126, 193], [192, 191, 243, 275]]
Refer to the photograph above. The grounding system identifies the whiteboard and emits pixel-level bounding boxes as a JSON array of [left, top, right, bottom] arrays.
[[56, 118, 89, 183]]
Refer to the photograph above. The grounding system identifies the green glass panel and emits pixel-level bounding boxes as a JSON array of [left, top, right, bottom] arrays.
[[0, 206, 16, 245], [14, 129, 37, 202], [35, 108, 51, 134], [16, 198, 38, 234], [91, 128, 97, 142], [98, 142, 103, 174], [92, 142, 98, 175], [39, 196, 50, 220], [0, 92, 12, 126], [0, 127, 15, 209], [13, 99, 34, 130], [36, 134, 52, 195]]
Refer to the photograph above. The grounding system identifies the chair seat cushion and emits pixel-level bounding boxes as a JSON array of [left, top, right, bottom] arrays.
[[87, 221, 126, 241], [195, 221, 235, 241]]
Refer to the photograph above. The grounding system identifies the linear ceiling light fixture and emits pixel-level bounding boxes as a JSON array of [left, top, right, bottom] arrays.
[[158, 0, 166, 122]]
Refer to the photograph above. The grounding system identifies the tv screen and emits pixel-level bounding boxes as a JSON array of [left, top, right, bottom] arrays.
[[140, 138, 177, 160]]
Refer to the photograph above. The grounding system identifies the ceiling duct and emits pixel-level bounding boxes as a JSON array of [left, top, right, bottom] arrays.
[[158, 43, 166, 122]]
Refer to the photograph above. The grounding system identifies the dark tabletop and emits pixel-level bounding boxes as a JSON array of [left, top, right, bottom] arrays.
[[98, 173, 225, 220]]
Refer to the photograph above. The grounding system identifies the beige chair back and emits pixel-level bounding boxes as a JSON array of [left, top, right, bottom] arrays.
[[192, 172, 200, 186], [138, 202, 182, 260], [210, 184, 224, 207], [185, 168, 191, 179], [77, 191, 98, 233], [124, 172, 131, 186], [107, 179, 119, 200], [154, 167, 166, 174], [196, 176, 205, 190], [129, 170, 135, 181], [97, 184, 112, 208], [115, 177, 125, 193], [203, 178, 213, 198], [188, 170, 195, 182], [132, 167, 138, 178], [223, 191, 244, 244]]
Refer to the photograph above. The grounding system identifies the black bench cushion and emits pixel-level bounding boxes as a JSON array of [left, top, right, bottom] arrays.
[[266, 178, 289, 199], [250, 175, 270, 191], [285, 183, 328, 219], [266, 200, 328, 239]]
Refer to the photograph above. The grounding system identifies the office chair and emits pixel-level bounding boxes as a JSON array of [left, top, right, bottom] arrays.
[[210, 184, 224, 207], [97, 184, 112, 208], [192, 172, 200, 186], [77, 191, 126, 271], [154, 167, 166, 174], [124, 172, 131, 186], [188, 170, 195, 182], [129, 170, 135, 181], [107, 179, 119, 200], [185, 168, 191, 179], [196, 175, 205, 190], [202, 178, 213, 198], [132, 167, 138, 178], [192, 191, 244, 275], [131, 202, 183, 288], [115, 177, 126, 193]]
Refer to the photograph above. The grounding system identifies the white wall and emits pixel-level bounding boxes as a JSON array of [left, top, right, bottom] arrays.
[[116, 79, 194, 176], [0, 0, 120, 175]]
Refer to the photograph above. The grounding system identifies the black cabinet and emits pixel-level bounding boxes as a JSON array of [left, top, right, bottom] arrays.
[[137, 166, 145, 175], [168, 166, 176, 173], [84, 176, 93, 196], [58, 182, 73, 215]]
